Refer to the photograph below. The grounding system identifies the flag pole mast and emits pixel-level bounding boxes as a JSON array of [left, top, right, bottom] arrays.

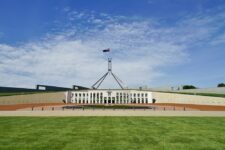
[[91, 49, 124, 89]]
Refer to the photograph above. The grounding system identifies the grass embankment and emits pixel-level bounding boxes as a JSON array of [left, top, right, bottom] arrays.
[[0, 91, 62, 97], [158, 91, 225, 98], [1, 91, 225, 98], [0, 117, 225, 150], [177, 92, 225, 98]]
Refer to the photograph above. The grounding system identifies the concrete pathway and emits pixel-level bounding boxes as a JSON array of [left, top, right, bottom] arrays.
[[0, 110, 225, 116]]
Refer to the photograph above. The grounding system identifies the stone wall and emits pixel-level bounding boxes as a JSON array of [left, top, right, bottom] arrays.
[[0, 91, 225, 106], [152, 92, 225, 106], [0, 92, 65, 105]]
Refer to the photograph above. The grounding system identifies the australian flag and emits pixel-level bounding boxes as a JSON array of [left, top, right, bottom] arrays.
[[102, 48, 110, 52]]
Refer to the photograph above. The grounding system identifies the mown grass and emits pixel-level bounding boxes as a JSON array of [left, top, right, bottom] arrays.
[[0, 92, 39, 97], [1, 90, 225, 98], [0, 117, 225, 150], [0, 91, 61, 97], [179, 92, 225, 98], [158, 91, 225, 98]]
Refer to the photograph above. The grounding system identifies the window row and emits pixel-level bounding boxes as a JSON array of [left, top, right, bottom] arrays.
[[72, 92, 148, 98], [71, 99, 149, 104]]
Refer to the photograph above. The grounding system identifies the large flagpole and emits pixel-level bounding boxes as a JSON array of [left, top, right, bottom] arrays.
[[91, 49, 124, 89]]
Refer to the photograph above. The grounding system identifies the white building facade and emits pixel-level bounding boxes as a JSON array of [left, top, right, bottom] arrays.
[[66, 89, 152, 104]]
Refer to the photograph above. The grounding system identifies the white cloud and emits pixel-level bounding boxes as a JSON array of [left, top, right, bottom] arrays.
[[63, 7, 70, 12], [1, 10, 224, 88], [210, 32, 225, 45]]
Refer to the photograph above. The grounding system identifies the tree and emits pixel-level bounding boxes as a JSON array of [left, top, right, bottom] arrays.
[[182, 85, 197, 89], [217, 83, 225, 87]]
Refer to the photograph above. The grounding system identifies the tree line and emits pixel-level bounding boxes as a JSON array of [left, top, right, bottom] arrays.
[[181, 83, 225, 90]]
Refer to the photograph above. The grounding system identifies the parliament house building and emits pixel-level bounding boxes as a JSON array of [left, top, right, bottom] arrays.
[[66, 89, 152, 104]]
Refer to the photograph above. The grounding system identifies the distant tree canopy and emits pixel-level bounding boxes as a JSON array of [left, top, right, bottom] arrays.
[[182, 85, 197, 89], [217, 83, 225, 87]]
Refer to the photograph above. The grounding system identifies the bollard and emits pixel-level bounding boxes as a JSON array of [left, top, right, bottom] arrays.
[[52, 107, 54, 111], [32, 107, 34, 111], [173, 107, 175, 111], [164, 107, 165, 111], [42, 107, 44, 111], [73, 107, 75, 111], [184, 107, 186, 111]]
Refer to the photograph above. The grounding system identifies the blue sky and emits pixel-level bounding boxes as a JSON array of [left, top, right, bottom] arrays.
[[0, 0, 225, 88]]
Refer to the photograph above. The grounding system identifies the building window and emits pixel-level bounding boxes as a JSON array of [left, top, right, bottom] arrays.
[[145, 93, 148, 97]]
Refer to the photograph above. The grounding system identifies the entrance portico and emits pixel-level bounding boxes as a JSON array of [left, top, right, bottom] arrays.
[[66, 89, 152, 104]]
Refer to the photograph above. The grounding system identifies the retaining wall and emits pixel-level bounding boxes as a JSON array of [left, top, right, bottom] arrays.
[[0, 91, 225, 106], [0, 92, 65, 105], [152, 92, 225, 106]]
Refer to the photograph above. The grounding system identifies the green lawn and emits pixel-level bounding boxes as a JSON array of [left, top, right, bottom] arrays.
[[0, 117, 225, 150], [0, 91, 60, 97], [158, 91, 225, 98], [179, 92, 225, 98], [0, 92, 38, 97]]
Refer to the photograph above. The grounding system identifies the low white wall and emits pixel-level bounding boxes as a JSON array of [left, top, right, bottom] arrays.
[[152, 92, 225, 106]]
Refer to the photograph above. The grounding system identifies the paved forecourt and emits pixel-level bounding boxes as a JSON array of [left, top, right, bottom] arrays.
[[0, 110, 225, 116]]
